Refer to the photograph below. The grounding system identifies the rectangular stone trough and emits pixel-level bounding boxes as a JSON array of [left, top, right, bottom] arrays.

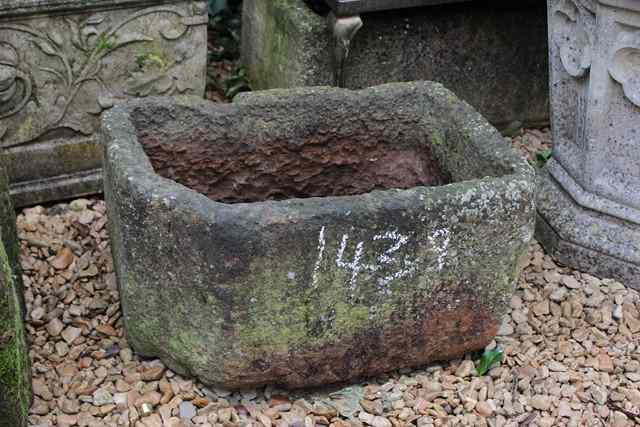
[[101, 82, 536, 389]]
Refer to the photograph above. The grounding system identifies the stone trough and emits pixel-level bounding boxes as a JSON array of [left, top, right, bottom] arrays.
[[101, 82, 536, 389]]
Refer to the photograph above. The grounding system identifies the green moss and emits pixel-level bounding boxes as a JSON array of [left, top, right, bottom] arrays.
[[15, 115, 33, 142], [0, 241, 30, 427], [249, 0, 325, 89], [168, 331, 209, 367], [134, 47, 173, 73], [95, 34, 115, 55], [235, 241, 407, 353], [53, 141, 102, 167], [430, 130, 444, 146], [236, 265, 308, 351]]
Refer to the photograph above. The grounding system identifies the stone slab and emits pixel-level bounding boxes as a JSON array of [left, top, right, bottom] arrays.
[[241, 0, 549, 129], [0, 164, 31, 427], [0, 0, 208, 206], [101, 82, 535, 389]]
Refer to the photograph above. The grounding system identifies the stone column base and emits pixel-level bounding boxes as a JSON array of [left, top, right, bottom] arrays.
[[536, 169, 640, 290]]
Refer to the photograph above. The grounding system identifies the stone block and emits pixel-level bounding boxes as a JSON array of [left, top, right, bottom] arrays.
[[241, 0, 549, 129], [537, 0, 640, 289], [101, 82, 535, 389], [0, 0, 208, 207], [0, 164, 31, 427]]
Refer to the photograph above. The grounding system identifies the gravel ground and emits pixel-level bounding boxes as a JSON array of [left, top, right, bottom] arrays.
[[20, 130, 640, 427]]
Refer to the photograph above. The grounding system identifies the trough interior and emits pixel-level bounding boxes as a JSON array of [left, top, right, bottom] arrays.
[[136, 113, 452, 203]]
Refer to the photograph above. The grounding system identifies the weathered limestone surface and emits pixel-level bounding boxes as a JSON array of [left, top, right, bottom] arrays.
[[0, 164, 31, 427], [537, 0, 640, 289], [241, 0, 549, 129], [101, 82, 536, 389], [0, 0, 208, 207]]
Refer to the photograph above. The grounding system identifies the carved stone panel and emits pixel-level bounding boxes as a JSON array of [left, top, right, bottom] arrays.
[[0, 0, 207, 206], [538, 0, 640, 289], [547, 0, 595, 183]]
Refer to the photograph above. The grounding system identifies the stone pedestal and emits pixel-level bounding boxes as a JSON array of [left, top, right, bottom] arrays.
[[242, 0, 549, 129], [0, 0, 208, 207], [0, 164, 30, 427], [537, 0, 640, 289]]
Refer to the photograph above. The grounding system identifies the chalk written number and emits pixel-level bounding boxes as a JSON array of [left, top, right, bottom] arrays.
[[310, 226, 451, 296]]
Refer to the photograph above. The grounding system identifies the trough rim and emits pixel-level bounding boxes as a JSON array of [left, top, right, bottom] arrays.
[[100, 81, 535, 220]]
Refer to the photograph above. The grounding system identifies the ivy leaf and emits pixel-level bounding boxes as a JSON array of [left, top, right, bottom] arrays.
[[475, 347, 504, 376]]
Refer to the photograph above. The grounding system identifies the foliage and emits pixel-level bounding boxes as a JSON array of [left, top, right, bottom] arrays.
[[536, 148, 553, 168], [475, 347, 504, 376], [223, 67, 251, 98], [208, 0, 243, 61], [208, 66, 251, 100], [206, 0, 249, 100]]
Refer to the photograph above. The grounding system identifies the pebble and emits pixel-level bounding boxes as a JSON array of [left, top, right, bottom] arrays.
[[46, 318, 64, 336], [613, 304, 624, 320], [475, 401, 493, 417], [179, 401, 197, 420], [60, 326, 81, 344], [19, 179, 640, 427], [93, 388, 114, 406], [562, 276, 581, 289], [455, 360, 475, 378], [529, 395, 551, 411]]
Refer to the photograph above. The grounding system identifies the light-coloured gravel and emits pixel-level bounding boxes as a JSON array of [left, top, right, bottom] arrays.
[[21, 129, 639, 427]]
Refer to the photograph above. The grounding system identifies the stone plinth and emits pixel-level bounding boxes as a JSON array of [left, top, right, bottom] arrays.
[[537, 0, 640, 289], [241, 0, 549, 129], [101, 82, 535, 389], [0, 164, 31, 427], [0, 0, 208, 207]]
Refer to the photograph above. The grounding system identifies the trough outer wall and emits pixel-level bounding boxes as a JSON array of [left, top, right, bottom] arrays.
[[0, 165, 31, 427], [102, 82, 536, 389]]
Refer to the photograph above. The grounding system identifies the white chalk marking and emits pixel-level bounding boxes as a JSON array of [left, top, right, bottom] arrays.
[[428, 228, 451, 271], [311, 226, 326, 288]]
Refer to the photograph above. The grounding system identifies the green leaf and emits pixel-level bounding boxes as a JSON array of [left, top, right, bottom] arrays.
[[475, 347, 504, 376], [536, 148, 553, 168]]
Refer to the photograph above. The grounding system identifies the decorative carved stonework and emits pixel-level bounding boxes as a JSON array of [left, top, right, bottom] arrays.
[[0, 0, 207, 206], [609, 30, 640, 107], [0, 2, 207, 147], [550, 0, 595, 78], [538, 0, 640, 289]]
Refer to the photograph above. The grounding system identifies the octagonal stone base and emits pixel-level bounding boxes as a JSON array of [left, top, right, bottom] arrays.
[[102, 82, 535, 389], [536, 169, 640, 290]]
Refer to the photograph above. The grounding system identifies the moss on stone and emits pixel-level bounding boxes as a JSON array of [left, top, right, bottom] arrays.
[[0, 233, 30, 427]]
